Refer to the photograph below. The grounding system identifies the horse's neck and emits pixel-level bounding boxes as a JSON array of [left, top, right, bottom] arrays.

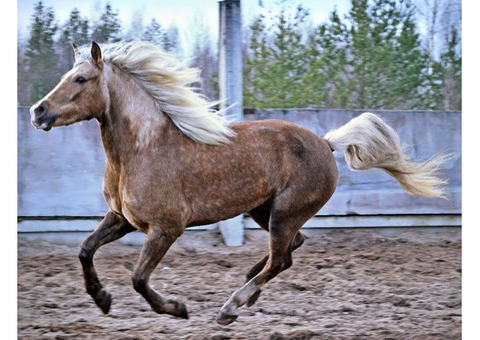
[[99, 66, 171, 165]]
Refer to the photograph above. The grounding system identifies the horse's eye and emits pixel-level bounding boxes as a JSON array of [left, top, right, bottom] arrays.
[[75, 76, 87, 84]]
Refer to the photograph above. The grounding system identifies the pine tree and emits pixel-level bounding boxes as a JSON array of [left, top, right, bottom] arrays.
[[142, 19, 179, 53], [243, 14, 271, 108], [304, 9, 350, 108], [244, 4, 310, 108], [18, 38, 28, 106], [58, 8, 90, 67], [393, 5, 430, 108], [143, 18, 165, 46], [440, 26, 461, 109], [345, 0, 428, 109], [24, 1, 59, 104], [163, 26, 180, 53], [268, 4, 310, 107], [91, 3, 122, 43]]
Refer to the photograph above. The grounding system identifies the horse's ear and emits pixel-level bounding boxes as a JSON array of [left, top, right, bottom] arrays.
[[72, 43, 81, 60], [91, 41, 103, 69]]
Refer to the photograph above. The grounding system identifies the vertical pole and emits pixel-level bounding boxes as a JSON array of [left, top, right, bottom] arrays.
[[218, 0, 244, 246], [219, 0, 243, 120]]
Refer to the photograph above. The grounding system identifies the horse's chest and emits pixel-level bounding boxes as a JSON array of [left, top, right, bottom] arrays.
[[102, 166, 167, 231], [102, 168, 123, 215]]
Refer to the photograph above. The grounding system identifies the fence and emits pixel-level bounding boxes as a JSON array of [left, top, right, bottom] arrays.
[[18, 107, 461, 236]]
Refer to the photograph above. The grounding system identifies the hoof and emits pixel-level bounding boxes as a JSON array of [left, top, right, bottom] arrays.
[[246, 289, 262, 307], [175, 302, 189, 320], [94, 290, 112, 314], [162, 299, 189, 319], [216, 310, 239, 325]]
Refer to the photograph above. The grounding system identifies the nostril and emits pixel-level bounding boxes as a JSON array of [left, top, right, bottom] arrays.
[[34, 105, 45, 117]]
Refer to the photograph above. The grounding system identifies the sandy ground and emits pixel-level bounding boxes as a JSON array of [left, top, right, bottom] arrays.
[[18, 228, 461, 339]]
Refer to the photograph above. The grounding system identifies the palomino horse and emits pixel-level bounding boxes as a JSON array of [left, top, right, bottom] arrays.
[[29, 41, 449, 325]]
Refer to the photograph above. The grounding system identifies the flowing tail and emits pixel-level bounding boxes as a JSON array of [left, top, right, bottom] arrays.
[[324, 112, 452, 198]]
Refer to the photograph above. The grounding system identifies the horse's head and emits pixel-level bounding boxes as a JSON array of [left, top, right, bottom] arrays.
[[30, 42, 108, 131]]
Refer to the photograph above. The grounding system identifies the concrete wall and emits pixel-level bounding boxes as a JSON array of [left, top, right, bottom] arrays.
[[18, 107, 107, 217], [18, 107, 461, 231]]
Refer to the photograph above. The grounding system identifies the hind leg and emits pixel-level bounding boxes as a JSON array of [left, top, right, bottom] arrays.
[[246, 201, 306, 280], [246, 203, 306, 307], [244, 229, 305, 307], [217, 212, 308, 325], [244, 204, 270, 282], [245, 230, 305, 282]]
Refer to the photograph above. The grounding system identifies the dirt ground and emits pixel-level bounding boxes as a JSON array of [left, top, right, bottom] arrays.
[[18, 228, 461, 340]]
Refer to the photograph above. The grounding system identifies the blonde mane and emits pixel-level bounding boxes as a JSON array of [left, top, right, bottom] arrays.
[[75, 41, 236, 145]]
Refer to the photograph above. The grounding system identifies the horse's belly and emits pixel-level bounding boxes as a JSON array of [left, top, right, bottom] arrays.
[[184, 168, 273, 226]]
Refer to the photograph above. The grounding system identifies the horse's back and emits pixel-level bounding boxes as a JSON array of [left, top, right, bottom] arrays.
[[232, 119, 335, 172]]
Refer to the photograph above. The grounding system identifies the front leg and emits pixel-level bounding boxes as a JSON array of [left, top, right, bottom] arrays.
[[131, 228, 188, 319], [79, 211, 136, 314]]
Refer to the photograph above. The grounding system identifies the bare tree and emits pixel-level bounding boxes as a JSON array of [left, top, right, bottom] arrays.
[[414, 0, 461, 61], [187, 14, 218, 100], [125, 9, 144, 42]]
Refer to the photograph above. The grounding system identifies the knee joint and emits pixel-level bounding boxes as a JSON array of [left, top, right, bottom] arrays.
[[78, 248, 92, 263], [132, 275, 147, 294], [292, 233, 305, 250]]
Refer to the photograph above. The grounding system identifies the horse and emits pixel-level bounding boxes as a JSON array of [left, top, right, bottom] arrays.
[[29, 41, 450, 325]]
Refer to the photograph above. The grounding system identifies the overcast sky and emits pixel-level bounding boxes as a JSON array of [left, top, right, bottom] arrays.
[[17, 0, 351, 42]]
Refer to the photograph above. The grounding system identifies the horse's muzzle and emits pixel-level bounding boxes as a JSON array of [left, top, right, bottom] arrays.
[[29, 104, 58, 131]]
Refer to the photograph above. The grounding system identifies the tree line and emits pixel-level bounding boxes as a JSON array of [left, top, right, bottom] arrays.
[[18, 1, 183, 106], [18, 0, 461, 111], [244, 0, 461, 110]]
